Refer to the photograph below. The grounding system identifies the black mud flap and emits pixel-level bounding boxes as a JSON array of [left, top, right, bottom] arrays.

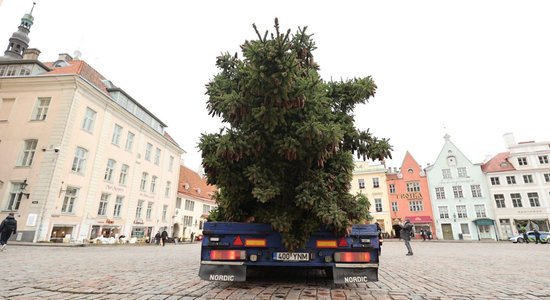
[[333, 267, 378, 284], [199, 264, 247, 282]]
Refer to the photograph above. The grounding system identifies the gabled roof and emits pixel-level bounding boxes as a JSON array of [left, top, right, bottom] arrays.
[[178, 165, 217, 203], [43, 60, 110, 93], [481, 152, 515, 173]]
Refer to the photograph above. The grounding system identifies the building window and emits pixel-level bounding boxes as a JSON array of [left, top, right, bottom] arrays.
[[457, 167, 467, 178], [82, 107, 97, 133], [162, 205, 168, 222], [32, 97, 50, 121], [7, 182, 26, 210], [176, 197, 182, 209], [150, 176, 157, 193], [517, 157, 527, 166], [470, 184, 482, 198], [185, 199, 195, 211], [203, 204, 212, 214], [474, 204, 487, 218], [112, 124, 123, 145], [145, 143, 153, 161], [154, 148, 161, 165], [358, 178, 365, 189], [539, 155, 549, 164], [442, 169, 452, 179], [452, 186, 464, 198], [456, 205, 467, 218], [374, 198, 382, 212], [460, 223, 470, 235], [97, 193, 109, 216], [435, 187, 446, 199], [119, 164, 129, 185], [61, 187, 78, 213], [528, 192, 540, 207], [104, 159, 116, 182], [490, 177, 500, 185], [494, 194, 506, 208], [372, 178, 380, 188], [0, 98, 15, 121], [71, 147, 88, 174], [409, 200, 423, 212], [146, 202, 153, 220], [18, 139, 37, 166], [168, 156, 174, 172], [135, 200, 144, 219], [406, 182, 420, 192], [545, 173, 550, 183], [165, 181, 171, 198], [391, 202, 398, 212], [511, 193, 522, 208], [523, 175, 533, 184], [183, 215, 193, 227], [438, 206, 449, 219], [506, 176, 516, 184], [140, 172, 148, 191], [389, 184, 395, 194], [113, 196, 123, 217], [125, 132, 135, 152]]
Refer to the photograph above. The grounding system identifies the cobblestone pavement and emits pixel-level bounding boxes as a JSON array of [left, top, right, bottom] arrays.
[[1, 240, 549, 299]]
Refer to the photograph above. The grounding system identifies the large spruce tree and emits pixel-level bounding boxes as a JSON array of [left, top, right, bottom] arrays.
[[199, 19, 392, 250]]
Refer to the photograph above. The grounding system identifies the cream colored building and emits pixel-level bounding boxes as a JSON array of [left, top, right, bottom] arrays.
[[173, 165, 217, 241], [0, 9, 184, 243], [350, 161, 391, 234]]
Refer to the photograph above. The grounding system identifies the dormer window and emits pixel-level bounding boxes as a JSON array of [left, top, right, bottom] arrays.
[[52, 60, 69, 68]]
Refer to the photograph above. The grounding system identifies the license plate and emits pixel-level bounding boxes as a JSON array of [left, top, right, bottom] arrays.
[[273, 252, 309, 261]]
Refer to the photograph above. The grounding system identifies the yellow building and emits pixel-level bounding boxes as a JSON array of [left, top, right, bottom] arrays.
[[350, 161, 391, 234]]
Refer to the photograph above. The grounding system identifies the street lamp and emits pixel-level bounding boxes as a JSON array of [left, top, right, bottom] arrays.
[[19, 179, 30, 199]]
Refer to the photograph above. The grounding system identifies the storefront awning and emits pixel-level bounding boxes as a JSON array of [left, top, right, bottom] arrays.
[[473, 218, 494, 226], [406, 216, 433, 224]]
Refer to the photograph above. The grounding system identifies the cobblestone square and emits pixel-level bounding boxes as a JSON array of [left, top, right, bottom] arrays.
[[1, 240, 549, 299]]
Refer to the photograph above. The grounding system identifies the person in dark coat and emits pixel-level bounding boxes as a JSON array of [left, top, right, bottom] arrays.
[[0, 213, 17, 252], [155, 232, 161, 245], [400, 219, 414, 256], [161, 229, 168, 246], [533, 229, 542, 244], [522, 230, 529, 244]]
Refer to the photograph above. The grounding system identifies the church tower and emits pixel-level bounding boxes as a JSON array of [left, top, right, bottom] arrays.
[[2, 2, 36, 60]]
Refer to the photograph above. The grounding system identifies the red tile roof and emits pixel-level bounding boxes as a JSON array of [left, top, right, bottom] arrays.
[[178, 165, 217, 203], [481, 152, 515, 173], [43, 60, 109, 93]]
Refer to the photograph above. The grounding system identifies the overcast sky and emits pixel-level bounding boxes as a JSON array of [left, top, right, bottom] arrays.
[[1, 1, 549, 171]]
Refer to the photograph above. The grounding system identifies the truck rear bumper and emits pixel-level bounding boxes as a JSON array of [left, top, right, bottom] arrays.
[[332, 265, 378, 284]]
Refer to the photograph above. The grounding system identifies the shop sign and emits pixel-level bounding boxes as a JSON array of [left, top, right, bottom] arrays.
[[396, 192, 422, 199]]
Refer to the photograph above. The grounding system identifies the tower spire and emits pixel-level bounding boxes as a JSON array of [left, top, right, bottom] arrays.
[[2, 2, 36, 60]]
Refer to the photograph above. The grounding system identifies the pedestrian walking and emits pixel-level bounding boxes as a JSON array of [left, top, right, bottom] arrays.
[[427, 229, 432, 240], [420, 229, 426, 241], [522, 230, 529, 244], [400, 219, 414, 256], [533, 229, 542, 244], [155, 231, 161, 245], [0, 213, 17, 252], [190, 231, 195, 243], [161, 229, 168, 246]]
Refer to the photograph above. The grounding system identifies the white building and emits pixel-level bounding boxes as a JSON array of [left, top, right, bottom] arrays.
[[426, 134, 497, 240], [0, 8, 184, 243], [481, 133, 550, 239], [173, 165, 217, 241]]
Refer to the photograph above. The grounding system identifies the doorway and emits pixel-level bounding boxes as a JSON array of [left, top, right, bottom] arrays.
[[478, 225, 491, 239], [441, 223, 453, 240]]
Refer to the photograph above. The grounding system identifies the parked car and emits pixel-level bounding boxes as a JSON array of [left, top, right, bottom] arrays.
[[509, 231, 550, 243]]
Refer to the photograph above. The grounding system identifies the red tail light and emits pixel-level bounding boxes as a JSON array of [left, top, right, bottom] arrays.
[[233, 236, 243, 246], [334, 252, 371, 263], [338, 237, 348, 247], [210, 250, 246, 260]]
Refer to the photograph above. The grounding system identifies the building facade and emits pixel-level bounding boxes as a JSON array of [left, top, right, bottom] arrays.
[[174, 165, 217, 241], [386, 152, 435, 238], [481, 133, 550, 239], [350, 161, 391, 234], [0, 9, 184, 243], [426, 134, 497, 240]]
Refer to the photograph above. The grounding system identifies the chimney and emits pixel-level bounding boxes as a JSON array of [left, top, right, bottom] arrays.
[[58, 53, 73, 63], [23, 48, 41, 60], [503, 133, 516, 149]]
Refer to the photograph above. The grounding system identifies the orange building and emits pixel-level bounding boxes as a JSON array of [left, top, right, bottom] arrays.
[[386, 152, 436, 239]]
